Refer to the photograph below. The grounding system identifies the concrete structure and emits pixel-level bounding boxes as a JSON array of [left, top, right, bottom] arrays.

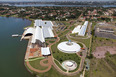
[[62, 60, 77, 71], [23, 27, 35, 36], [57, 41, 81, 53], [72, 21, 88, 36]]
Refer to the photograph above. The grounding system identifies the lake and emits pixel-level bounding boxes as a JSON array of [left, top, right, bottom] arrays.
[[14, 4, 116, 7], [0, 17, 34, 77]]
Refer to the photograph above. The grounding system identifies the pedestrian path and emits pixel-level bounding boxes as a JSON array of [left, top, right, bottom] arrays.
[[25, 57, 45, 61]]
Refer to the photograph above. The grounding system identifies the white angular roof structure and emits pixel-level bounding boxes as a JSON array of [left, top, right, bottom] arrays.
[[78, 21, 88, 36], [31, 26, 45, 43], [43, 27, 54, 38], [34, 19, 54, 27], [72, 21, 88, 36], [72, 25, 81, 34]]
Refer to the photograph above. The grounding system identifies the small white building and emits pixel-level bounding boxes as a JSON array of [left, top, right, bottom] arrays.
[[41, 47, 51, 55]]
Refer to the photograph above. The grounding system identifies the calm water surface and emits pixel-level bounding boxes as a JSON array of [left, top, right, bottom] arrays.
[[14, 4, 116, 7], [0, 17, 34, 77]]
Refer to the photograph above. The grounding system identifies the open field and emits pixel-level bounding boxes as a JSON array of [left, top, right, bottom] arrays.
[[93, 46, 116, 58], [91, 36, 116, 52], [85, 21, 116, 77], [85, 54, 116, 77]]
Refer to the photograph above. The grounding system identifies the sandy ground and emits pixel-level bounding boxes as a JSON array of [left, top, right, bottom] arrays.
[[92, 46, 116, 58]]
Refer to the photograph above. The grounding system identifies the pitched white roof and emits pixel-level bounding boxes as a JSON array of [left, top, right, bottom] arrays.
[[72, 21, 88, 36], [27, 19, 55, 43], [78, 21, 88, 36], [31, 26, 45, 43], [41, 47, 51, 55], [43, 27, 54, 38], [34, 19, 54, 27]]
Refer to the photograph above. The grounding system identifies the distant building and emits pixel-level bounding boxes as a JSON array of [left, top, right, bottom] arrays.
[[95, 27, 116, 39]]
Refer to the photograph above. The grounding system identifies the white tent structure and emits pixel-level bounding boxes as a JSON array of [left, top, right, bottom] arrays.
[[34, 19, 54, 38], [43, 27, 54, 38], [31, 26, 45, 43], [57, 41, 81, 53], [41, 47, 51, 55], [34, 19, 53, 30], [23, 19, 54, 44]]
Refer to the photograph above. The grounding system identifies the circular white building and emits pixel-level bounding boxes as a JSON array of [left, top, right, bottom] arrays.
[[57, 41, 81, 53], [62, 60, 77, 71]]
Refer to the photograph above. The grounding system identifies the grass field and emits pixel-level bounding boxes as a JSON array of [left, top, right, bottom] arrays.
[[91, 36, 116, 52], [29, 59, 48, 70], [85, 54, 116, 77], [70, 37, 90, 49], [36, 67, 81, 77], [85, 21, 116, 77], [54, 59, 67, 72]]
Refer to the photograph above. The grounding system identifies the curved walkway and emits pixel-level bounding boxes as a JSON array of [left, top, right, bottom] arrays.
[[40, 59, 49, 66], [48, 21, 87, 76], [26, 61, 51, 73], [25, 20, 87, 75]]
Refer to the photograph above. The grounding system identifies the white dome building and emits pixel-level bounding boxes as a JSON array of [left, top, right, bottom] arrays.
[[57, 41, 81, 53]]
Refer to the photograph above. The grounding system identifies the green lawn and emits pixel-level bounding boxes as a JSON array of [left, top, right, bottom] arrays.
[[91, 36, 116, 52], [51, 40, 81, 65], [29, 59, 48, 70], [54, 59, 67, 72], [36, 67, 81, 77], [70, 37, 90, 49], [86, 54, 116, 77]]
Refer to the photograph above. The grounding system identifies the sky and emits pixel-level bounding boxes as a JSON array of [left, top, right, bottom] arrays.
[[0, 0, 115, 2]]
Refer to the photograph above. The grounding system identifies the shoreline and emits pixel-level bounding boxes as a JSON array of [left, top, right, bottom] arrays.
[[0, 16, 34, 75]]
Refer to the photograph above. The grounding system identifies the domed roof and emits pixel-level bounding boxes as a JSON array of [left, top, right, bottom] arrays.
[[57, 41, 81, 53]]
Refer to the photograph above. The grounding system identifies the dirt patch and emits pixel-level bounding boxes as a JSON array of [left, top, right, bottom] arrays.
[[92, 46, 116, 58]]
